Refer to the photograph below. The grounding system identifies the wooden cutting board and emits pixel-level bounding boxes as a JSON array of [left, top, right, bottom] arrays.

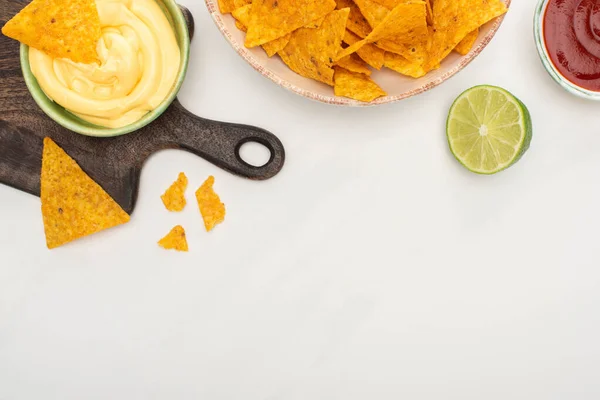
[[0, 1, 285, 214]]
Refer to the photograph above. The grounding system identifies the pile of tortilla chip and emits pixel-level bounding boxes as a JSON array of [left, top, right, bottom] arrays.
[[220, 0, 507, 102]]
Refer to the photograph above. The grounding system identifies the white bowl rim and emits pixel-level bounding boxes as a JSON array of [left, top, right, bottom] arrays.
[[204, 0, 512, 106]]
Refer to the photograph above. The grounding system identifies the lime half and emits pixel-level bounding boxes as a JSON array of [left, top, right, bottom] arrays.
[[446, 85, 532, 175]]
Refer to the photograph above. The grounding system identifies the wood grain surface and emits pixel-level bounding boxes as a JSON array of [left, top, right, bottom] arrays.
[[0, 1, 285, 214]]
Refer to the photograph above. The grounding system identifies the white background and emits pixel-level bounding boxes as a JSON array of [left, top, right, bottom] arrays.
[[2, 0, 600, 398]]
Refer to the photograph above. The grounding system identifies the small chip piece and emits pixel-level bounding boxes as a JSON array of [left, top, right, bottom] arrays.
[[279, 8, 350, 86], [161, 172, 188, 212], [196, 176, 226, 232], [2, 0, 101, 64], [158, 225, 189, 252], [333, 67, 386, 102], [454, 28, 479, 55], [40, 138, 130, 249], [336, 54, 372, 75], [244, 0, 336, 48]]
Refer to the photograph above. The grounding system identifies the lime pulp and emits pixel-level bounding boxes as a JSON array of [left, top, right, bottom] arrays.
[[446, 85, 532, 175]]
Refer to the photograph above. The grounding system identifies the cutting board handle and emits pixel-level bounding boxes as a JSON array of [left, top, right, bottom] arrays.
[[167, 100, 285, 180]]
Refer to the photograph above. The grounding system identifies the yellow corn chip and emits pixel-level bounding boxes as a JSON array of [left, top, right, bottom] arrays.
[[40, 138, 130, 249], [335, 1, 427, 61], [425, 0, 433, 25], [305, 16, 326, 29], [364, 1, 428, 44], [234, 0, 252, 7], [454, 28, 479, 55], [344, 30, 384, 69], [279, 8, 350, 86], [2, 0, 101, 64], [244, 0, 336, 48], [333, 67, 386, 102], [158, 225, 189, 252], [426, 0, 507, 70], [233, 4, 292, 56], [232, 4, 252, 26], [262, 34, 291, 57], [352, 0, 389, 28], [236, 20, 247, 32], [384, 52, 427, 77], [161, 172, 188, 212], [218, 0, 237, 14], [337, 0, 372, 38], [196, 176, 226, 232], [336, 54, 372, 75]]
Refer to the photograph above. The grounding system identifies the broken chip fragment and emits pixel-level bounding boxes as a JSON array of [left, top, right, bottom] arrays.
[[158, 225, 189, 252], [161, 172, 188, 212], [196, 176, 226, 232]]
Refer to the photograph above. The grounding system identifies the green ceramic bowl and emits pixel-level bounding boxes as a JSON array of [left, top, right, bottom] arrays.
[[20, 0, 190, 137]]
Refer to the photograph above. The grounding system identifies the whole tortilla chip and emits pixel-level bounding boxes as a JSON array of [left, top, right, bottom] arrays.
[[364, 1, 428, 44], [333, 67, 386, 102], [426, 0, 507, 70], [454, 28, 479, 55], [337, 0, 372, 38], [2, 0, 101, 64], [196, 176, 226, 232], [384, 52, 427, 77], [279, 8, 350, 86], [244, 0, 336, 48], [335, 1, 427, 61], [233, 4, 294, 56], [161, 172, 188, 212], [40, 138, 130, 249], [158, 225, 189, 252], [344, 30, 384, 69], [336, 53, 372, 75]]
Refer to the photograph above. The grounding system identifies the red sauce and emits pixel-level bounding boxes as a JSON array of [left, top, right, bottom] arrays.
[[544, 0, 600, 91]]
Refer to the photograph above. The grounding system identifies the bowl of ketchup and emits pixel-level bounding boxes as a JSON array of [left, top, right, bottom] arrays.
[[535, 0, 600, 99]]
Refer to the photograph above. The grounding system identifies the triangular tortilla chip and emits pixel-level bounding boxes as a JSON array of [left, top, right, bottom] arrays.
[[454, 28, 479, 55], [244, 0, 336, 47], [383, 52, 427, 77], [343, 30, 384, 69], [333, 67, 386, 102], [158, 225, 189, 252], [335, 1, 427, 61], [279, 8, 350, 86], [2, 0, 101, 64], [196, 176, 226, 232], [218, 0, 237, 14], [336, 54, 372, 75], [337, 0, 372, 38], [425, 0, 507, 70], [161, 172, 188, 212], [40, 138, 130, 249], [233, 4, 292, 56]]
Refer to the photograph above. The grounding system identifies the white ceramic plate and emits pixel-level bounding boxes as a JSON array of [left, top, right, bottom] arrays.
[[204, 1, 511, 106]]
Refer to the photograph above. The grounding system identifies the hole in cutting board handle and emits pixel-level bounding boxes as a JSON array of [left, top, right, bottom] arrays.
[[235, 137, 275, 169]]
